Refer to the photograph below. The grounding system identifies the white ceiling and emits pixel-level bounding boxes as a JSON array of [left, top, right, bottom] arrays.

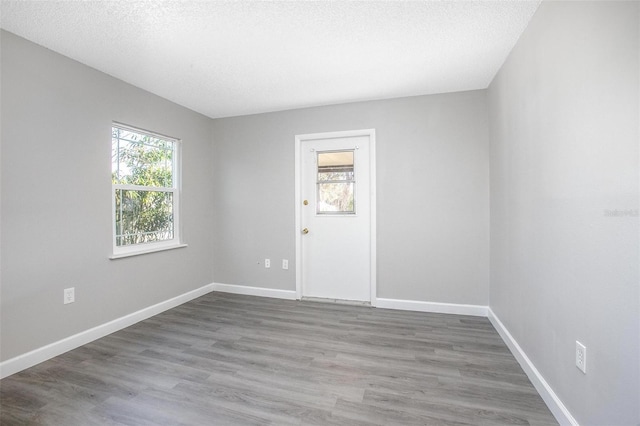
[[0, 0, 540, 119]]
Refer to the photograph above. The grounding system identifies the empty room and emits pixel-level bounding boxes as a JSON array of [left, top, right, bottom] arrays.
[[0, 0, 638, 425]]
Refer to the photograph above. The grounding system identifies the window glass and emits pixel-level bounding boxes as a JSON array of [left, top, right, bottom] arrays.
[[112, 128, 173, 187], [317, 150, 355, 214], [114, 189, 174, 246]]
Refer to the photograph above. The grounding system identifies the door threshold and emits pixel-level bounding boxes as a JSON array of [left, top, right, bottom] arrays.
[[301, 297, 371, 307]]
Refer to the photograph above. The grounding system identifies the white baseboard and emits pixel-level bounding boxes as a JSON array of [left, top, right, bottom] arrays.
[[375, 297, 488, 317], [488, 308, 578, 426], [0, 283, 215, 379], [212, 282, 297, 300]]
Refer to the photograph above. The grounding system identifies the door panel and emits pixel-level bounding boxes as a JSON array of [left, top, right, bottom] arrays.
[[300, 135, 371, 301]]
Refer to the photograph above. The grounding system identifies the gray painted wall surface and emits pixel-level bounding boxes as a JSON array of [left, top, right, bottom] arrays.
[[488, 2, 639, 425], [211, 91, 490, 304], [0, 31, 214, 361]]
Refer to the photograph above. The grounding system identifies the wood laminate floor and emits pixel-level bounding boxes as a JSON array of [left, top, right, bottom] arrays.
[[0, 292, 557, 425]]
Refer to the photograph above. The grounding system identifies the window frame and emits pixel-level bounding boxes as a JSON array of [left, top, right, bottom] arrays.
[[110, 122, 185, 259]]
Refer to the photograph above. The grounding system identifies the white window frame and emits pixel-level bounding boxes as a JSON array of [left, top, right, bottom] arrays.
[[110, 122, 186, 259]]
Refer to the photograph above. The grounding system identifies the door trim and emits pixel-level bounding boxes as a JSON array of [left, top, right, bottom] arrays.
[[294, 129, 377, 305]]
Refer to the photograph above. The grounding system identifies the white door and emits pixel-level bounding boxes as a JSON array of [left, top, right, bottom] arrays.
[[296, 130, 375, 302]]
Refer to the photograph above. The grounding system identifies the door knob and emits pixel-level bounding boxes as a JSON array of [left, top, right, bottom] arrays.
[[302, 228, 309, 234]]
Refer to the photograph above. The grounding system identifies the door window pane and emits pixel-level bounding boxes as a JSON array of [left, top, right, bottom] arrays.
[[317, 151, 355, 214]]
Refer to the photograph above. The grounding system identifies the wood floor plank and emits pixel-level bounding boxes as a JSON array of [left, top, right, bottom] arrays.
[[0, 292, 558, 425]]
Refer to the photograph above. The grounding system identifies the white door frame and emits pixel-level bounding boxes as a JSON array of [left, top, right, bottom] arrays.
[[294, 129, 377, 305]]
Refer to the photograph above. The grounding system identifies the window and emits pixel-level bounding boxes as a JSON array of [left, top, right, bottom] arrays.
[[316, 150, 355, 214], [111, 123, 182, 257]]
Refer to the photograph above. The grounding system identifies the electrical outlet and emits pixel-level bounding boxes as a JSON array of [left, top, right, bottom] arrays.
[[265, 259, 271, 268], [576, 341, 587, 374], [282, 259, 289, 270], [64, 287, 75, 304]]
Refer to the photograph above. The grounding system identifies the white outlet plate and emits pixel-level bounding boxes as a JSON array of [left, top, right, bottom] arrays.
[[64, 287, 75, 304], [282, 259, 289, 270], [265, 259, 270, 268], [576, 341, 587, 374]]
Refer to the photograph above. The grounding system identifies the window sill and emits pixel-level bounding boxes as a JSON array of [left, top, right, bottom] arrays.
[[109, 243, 188, 260]]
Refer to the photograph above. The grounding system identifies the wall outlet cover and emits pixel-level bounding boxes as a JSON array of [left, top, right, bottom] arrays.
[[576, 341, 586, 374], [64, 287, 75, 304]]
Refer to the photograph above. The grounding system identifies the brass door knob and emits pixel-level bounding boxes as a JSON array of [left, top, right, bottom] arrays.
[[302, 228, 309, 234]]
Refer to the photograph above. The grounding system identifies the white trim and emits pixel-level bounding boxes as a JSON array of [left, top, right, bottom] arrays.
[[294, 135, 303, 300], [375, 297, 488, 317], [109, 243, 188, 259], [488, 308, 578, 426], [0, 283, 214, 379], [294, 129, 377, 304], [369, 130, 377, 306], [212, 283, 297, 300], [114, 184, 178, 192]]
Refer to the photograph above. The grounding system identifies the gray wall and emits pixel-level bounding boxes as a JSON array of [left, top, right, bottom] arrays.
[[211, 91, 490, 304], [488, 2, 639, 425], [0, 31, 215, 361]]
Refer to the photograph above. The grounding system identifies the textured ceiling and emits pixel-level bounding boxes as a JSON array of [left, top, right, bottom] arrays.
[[0, 1, 540, 119]]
